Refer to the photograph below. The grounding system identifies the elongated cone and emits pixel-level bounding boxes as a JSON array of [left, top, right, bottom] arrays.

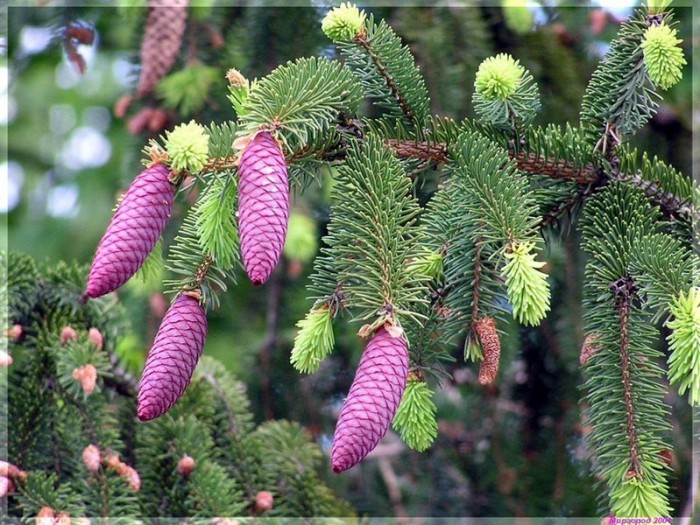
[[136, 0, 188, 97], [86, 163, 174, 299], [238, 132, 289, 286], [331, 327, 409, 473], [137, 294, 207, 421]]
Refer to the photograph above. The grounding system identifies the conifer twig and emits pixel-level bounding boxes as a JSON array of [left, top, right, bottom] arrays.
[[354, 31, 417, 125], [612, 276, 641, 477]]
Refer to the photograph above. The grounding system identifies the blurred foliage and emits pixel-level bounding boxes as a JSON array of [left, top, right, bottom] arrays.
[[4, 2, 693, 518]]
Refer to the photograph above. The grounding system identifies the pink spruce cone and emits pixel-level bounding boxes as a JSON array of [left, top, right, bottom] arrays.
[[85, 163, 174, 299], [330, 327, 409, 473], [238, 132, 289, 286], [137, 293, 207, 421]]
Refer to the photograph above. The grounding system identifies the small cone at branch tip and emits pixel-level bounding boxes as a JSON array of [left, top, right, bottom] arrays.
[[474, 317, 501, 385], [137, 293, 207, 421], [72, 364, 98, 396], [82, 444, 101, 473], [177, 454, 196, 477], [61, 325, 78, 345], [85, 163, 175, 299], [238, 131, 290, 286], [56, 513, 71, 525], [104, 452, 121, 470], [125, 466, 141, 491], [88, 327, 103, 350], [255, 490, 274, 512], [5, 324, 22, 340], [36, 507, 55, 525], [0, 475, 14, 497], [0, 351, 12, 367], [330, 326, 409, 473]]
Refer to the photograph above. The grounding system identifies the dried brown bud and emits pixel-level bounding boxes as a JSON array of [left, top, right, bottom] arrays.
[[474, 317, 501, 385], [659, 449, 673, 466], [82, 444, 101, 473], [254, 491, 274, 513], [61, 326, 78, 345], [580, 333, 602, 366], [226, 68, 248, 88], [177, 454, 196, 477], [88, 327, 103, 351]]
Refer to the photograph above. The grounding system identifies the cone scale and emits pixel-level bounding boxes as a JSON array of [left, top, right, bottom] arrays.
[[238, 132, 290, 286], [137, 293, 207, 421], [86, 163, 175, 299], [331, 327, 409, 473]]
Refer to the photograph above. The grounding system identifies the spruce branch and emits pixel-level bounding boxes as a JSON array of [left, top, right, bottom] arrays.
[[336, 13, 431, 130], [612, 276, 641, 476]]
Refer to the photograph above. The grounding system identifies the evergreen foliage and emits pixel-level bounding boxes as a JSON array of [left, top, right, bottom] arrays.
[[3, 252, 353, 519], [10, 1, 694, 518]]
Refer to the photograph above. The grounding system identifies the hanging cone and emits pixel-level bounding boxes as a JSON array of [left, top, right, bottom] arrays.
[[136, 0, 188, 97], [331, 327, 409, 473], [137, 293, 207, 421], [238, 132, 290, 285], [85, 163, 175, 299]]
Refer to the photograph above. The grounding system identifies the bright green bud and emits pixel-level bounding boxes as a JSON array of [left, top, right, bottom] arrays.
[[164, 120, 209, 173], [291, 306, 334, 374], [666, 287, 700, 406], [393, 376, 438, 452], [408, 250, 443, 280], [647, 0, 672, 15], [321, 3, 366, 42], [641, 24, 686, 90], [501, 0, 533, 35], [502, 241, 551, 326], [474, 53, 525, 101], [283, 212, 318, 263]]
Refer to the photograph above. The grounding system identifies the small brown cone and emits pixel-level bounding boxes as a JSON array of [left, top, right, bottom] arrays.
[[177, 455, 196, 477], [136, 0, 189, 97], [255, 490, 274, 513], [88, 327, 103, 350], [474, 317, 501, 385], [61, 326, 78, 345]]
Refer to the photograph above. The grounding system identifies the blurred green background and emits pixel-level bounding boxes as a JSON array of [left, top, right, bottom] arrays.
[[4, 1, 693, 517]]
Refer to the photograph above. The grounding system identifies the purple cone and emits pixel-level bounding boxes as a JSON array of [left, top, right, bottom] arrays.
[[86, 163, 175, 298], [331, 327, 409, 473], [137, 293, 207, 421], [238, 132, 289, 286]]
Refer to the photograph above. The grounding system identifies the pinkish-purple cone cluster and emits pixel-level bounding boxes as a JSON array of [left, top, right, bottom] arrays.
[[238, 132, 289, 286], [331, 327, 409, 473], [86, 163, 174, 298], [137, 293, 207, 421]]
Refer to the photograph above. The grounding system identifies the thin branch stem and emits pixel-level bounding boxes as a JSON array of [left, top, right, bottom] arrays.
[[354, 30, 417, 125], [613, 277, 641, 477]]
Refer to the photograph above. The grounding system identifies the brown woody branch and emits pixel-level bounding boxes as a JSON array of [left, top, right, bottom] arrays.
[[611, 276, 641, 478]]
